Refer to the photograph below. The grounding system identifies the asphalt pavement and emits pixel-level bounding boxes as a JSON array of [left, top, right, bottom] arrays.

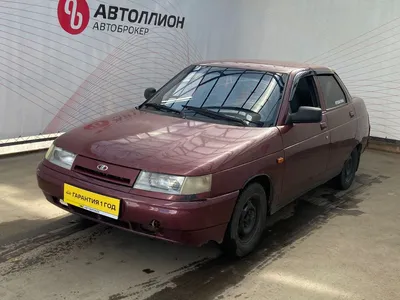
[[0, 150, 399, 300]]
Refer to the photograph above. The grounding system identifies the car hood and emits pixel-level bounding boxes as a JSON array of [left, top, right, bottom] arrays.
[[55, 109, 281, 176]]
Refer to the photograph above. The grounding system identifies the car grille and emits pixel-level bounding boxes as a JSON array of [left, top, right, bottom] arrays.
[[74, 165, 131, 185], [66, 203, 158, 236], [71, 155, 140, 187], [70, 205, 131, 230]]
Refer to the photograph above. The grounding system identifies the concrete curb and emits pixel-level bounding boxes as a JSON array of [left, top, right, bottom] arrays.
[[367, 137, 400, 154]]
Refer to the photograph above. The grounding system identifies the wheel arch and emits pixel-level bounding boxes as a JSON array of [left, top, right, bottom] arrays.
[[241, 174, 273, 215]]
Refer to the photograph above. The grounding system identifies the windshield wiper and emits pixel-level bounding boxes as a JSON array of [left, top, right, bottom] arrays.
[[183, 105, 253, 126], [188, 106, 264, 126], [143, 103, 182, 114], [203, 106, 258, 115]]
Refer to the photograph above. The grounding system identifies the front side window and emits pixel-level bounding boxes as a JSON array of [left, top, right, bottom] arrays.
[[290, 76, 320, 113], [317, 75, 347, 109], [143, 65, 288, 127]]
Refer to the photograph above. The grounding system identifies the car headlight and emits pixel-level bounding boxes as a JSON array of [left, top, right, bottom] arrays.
[[133, 171, 212, 195], [45, 144, 77, 170]]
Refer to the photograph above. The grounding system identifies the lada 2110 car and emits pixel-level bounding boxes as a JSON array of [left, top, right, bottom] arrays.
[[37, 60, 370, 257]]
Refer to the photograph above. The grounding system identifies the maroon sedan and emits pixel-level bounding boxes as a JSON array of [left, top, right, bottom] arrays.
[[37, 60, 370, 257]]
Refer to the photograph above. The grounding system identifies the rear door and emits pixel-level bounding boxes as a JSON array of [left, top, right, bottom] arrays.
[[277, 72, 330, 209], [315, 74, 358, 177]]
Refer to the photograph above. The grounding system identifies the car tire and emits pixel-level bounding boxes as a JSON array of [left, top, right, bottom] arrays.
[[334, 149, 359, 190], [221, 183, 267, 258]]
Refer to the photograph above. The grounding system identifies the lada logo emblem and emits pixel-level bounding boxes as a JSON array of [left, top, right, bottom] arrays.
[[97, 164, 109, 171]]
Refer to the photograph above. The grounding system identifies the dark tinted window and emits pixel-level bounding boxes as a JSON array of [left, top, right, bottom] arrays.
[[146, 65, 287, 126], [290, 76, 319, 113], [317, 75, 347, 109]]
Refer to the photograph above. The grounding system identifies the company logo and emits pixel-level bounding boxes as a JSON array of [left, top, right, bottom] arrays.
[[84, 120, 110, 130], [97, 164, 109, 172], [58, 0, 90, 35], [57, 2, 186, 36]]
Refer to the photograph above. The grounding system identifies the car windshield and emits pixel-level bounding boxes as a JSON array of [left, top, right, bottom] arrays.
[[142, 65, 288, 127]]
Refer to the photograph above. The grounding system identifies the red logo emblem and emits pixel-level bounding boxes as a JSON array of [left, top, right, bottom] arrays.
[[58, 0, 90, 35], [84, 121, 110, 130]]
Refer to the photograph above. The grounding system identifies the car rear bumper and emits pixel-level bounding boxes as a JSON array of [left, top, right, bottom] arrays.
[[36, 162, 238, 246]]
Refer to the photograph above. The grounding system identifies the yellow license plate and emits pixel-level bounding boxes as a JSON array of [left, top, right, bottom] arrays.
[[63, 184, 120, 220]]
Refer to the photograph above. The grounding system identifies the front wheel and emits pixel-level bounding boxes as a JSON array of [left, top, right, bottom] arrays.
[[221, 183, 267, 258], [334, 149, 359, 190]]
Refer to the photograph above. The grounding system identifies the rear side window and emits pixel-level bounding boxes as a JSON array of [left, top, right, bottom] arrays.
[[317, 75, 347, 109]]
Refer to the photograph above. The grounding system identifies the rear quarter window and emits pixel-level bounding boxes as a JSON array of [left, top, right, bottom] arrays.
[[317, 75, 347, 109]]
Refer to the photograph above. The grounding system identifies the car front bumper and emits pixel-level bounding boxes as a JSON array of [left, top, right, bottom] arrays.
[[36, 162, 238, 246]]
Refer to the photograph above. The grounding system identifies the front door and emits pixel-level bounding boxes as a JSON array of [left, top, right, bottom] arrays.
[[277, 74, 330, 210]]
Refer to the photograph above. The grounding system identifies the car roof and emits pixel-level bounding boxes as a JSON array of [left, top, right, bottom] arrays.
[[197, 59, 332, 74]]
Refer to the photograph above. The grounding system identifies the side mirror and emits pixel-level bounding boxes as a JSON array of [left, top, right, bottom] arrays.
[[287, 106, 322, 124], [144, 87, 157, 100]]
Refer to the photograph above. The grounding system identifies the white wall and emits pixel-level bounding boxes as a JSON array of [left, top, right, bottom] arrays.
[[1, 0, 400, 141]]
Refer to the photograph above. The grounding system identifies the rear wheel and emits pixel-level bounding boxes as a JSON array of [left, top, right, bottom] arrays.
[[222, 183, 267, 258], [335, 149, 359, 190]]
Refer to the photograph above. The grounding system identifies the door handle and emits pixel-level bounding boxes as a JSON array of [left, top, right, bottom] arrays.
[[349, 111, 355, 118], [320, 122, 327, 130]]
